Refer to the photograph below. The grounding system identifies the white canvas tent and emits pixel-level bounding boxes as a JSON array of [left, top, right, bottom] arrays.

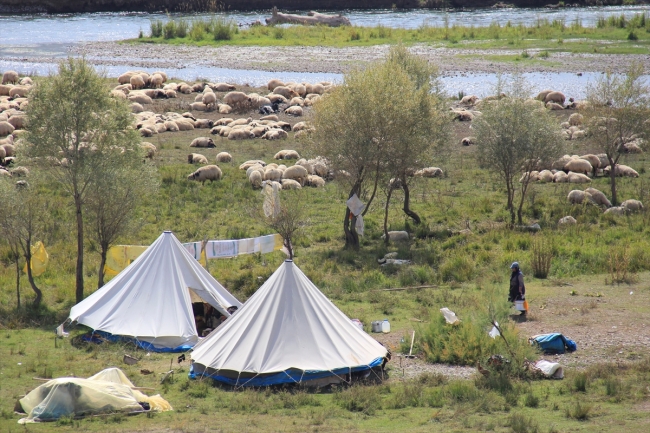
[[191, 260, 388, 386], [66, 231, 241, 351]]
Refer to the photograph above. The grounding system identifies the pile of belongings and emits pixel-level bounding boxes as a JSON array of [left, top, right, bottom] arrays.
[[16, 368, 171, 423], [529, 333, 577, 355]]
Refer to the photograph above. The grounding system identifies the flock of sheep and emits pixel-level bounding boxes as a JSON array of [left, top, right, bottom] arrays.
[[0, 70, 31, 178]]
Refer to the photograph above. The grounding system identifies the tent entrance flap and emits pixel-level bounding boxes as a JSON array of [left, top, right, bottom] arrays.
[[188, 288, 203, 304]]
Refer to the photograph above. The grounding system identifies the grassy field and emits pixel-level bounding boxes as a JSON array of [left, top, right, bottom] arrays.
[[129, 13, 650, 55], [2, 80, 650, 431]]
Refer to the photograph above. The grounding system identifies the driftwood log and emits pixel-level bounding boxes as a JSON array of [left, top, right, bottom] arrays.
[[265, 7, 351, 27]]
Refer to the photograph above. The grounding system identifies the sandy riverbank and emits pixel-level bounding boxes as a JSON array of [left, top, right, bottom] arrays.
[[66, 41, 650, 76]]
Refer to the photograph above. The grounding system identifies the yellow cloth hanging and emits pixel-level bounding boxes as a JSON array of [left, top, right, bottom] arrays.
[[23, 241, 49, 277], [198, 243, 207, 267], [104, 245, 148, 277]]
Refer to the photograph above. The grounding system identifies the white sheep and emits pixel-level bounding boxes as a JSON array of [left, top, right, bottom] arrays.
[[584, 187, 611, 208], [415, 167, 443, 178], [621, 199, 643, 213], [281, 178, 302, 190], [267, 79, 285, 91], [187, 165, 222, 184], [604, 206, 625, 216], [282, 165, 308, 185], [239, 160, 267, 170], [140, 142, 157, 159], [284, 106, 303, 117], [249, 170, 263, 189], [307, 174, 325, 187], [262, 129, 288, 140], [2, 70, 19, 85], [0, 121, 15, 136], [188, 153, 209, 164], [381, 231, 409, 242], [202, 92, 217, 108], [190, 137, 216, 148], [216, 152, 232, 163], [553, 171, 568, 183], [538, 170, 554, 183], [263, 168, 283, 182], [567, 172, 591, 184], [274, 150, 300, 160], [567, 190, 592, 204], [604, 164, 639, 178], [558, 216, 577, 225], [228, 129, 255, 140], [564, 159, 592, 174]]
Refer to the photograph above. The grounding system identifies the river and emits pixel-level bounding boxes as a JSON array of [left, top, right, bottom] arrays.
[[1, 6, 649, 97]]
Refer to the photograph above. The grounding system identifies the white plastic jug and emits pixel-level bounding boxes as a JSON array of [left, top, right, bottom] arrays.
[[381, 319, 390, 333]]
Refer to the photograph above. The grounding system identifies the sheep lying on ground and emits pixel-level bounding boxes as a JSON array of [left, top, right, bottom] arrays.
[[558, 216, 577, 225], [190, 137, 216, 148], [604, 164, 639, 178], [381, 231, 409, 242], [415, 167, 443, 178], [188, 153, 209, 165], [274, 149, 300, 160], [187, 165, 222, 184]]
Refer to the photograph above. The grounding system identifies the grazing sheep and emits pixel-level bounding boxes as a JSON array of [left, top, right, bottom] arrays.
[[212, 152, 230, 163], [569, 113, 583, 126], [2, 70, 19, 85], [262, 129, 288, 140], [190, 137, 216, 148], [544, 91, 565, 105], [460, 95, 479, 106], [585, 187, 612, 208], [461, 136, 476, 146], [140, 142, 157, 159], [567, 172, 591, 184], [249, 170, 263, 189], [1, 143, 15, 157], [604, 164, 639, 178], [292, 122, 307, 132], [9, 86, 29, 98], [0, 84, 12, 96], [535, 89, 553, 101], [415, 167, 443, 178], [274, 149, 300, 160], [280, 178, 302, 189], [307, 174, 325, 187], [282, 165, 308, 185], [187, 165, 222, 184], [223, 91, 251, 108], [568, 190, 592, 204], [564, 158, 592, 175], [8, 115, 26, 130], [188, 153, 209, 164], [267, 79, 285, 91], [0, 121, 15, 136], [202, 92, 217, 108], [264, 168, 283, 182], [273, 86, 299, 99], [538, 170, 554, 183], [290, 83, 307, 97], [604, 206, 625, 216], [190, 102, 208, 112], [284, 106, 303, 117], [579, 154, 600, 173], [9, 166, 28, 177], [519, 171, 539, 183], [0, 146, 5, 161], [130, 75, 145, 89], [381, 231, 409, 242], [558, 216, 577, 225], [622, 199, 643, 213], [153, 71, 167, 82], [228, 129, 255, 140], [571, 130, 585, 140], [150, 73, 164, 88]]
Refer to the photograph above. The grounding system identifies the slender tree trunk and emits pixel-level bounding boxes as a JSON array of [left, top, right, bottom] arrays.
[[506, 177, 516, 226], [362, 170, 380, 217], [609, 160, 618, 206], [75, 200, 84, 303], [25, 249, 42, 308], [344, 182, 361, 250], [15, 255, 20, 309], [97, 244, 108, 289], [517, 181, 529, 226], [402, 180, 421, 224], [383, 187, 394, 245], [285, 238, 294, 259]]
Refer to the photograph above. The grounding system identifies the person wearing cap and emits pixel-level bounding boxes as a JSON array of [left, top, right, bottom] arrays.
[[508, 262, 526, 314]]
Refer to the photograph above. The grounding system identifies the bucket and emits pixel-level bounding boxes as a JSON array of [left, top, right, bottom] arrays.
[[371, 320, 382, 333], [514, 300, 526, 311]]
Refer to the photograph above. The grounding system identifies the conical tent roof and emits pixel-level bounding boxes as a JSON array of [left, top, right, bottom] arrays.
[[68, 231, 241, 351], [191, 260, 388, 386]]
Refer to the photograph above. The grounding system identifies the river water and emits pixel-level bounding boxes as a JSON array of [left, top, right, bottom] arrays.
[[1, 6, 649, 96]]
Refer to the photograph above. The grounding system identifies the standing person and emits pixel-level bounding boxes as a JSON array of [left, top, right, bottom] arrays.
[[508, 262, 526, 314]]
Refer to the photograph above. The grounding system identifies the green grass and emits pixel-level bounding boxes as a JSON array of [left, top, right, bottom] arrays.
[[128, 14, 650, 55]]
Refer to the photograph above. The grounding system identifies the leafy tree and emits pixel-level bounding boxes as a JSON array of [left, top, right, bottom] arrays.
[[310, 48, 448, 249], [584, 64, 650, 205], [86, 163, 158, 289], [23, 58, 141, 303], [0, 178, 51, 307], [474, 77, 564, 225]]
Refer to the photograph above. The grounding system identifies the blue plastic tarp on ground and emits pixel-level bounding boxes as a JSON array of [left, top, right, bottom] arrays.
[[81, 331, 193, 353], [530, 333, 577, 355], [189, 357, 385, 386]]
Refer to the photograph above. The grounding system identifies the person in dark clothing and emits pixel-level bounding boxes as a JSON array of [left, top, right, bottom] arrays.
[[508, 262, 526, 314]]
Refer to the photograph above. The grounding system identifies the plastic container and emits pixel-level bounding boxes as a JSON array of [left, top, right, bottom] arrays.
[[371, 320, 382, 333], [514, 300, 526, 311], [351, 319, 364, 332], [381, 319, 390, 333]]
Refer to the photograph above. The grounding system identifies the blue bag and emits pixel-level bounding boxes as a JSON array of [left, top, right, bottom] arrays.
[[530, 333, 577, 355]]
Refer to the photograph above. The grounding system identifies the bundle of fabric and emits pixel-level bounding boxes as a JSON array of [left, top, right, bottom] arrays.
[[17, 368, 171, 424], [529, 333, 577, 355]]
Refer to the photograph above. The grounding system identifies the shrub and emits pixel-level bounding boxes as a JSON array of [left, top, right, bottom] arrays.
[[565, 400, 592, 420], [531, 236, 553, 278], [334, 385, 382, 415], [150, 20, 163, 38], [273, 26, 285, 40], [509, 413, 539, 433], [176, 20, 188, 38], [573, 372, 588, 392], [628, 30, 639, 40], [213, 18, 237, 41], [446, 380, 482, 403], [163, 21, 176, 39], [524, 392, 539, 408]]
